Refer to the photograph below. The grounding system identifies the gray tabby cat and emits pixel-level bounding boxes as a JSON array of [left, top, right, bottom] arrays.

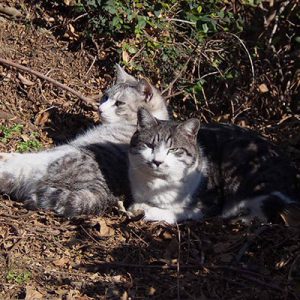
[[0, 66, 169, 217], [128, 108, 300, 225]]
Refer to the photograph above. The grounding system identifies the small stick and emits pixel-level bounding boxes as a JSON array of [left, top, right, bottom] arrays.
[[234, 226, 268, 263], [0, 4, 22, 18], [162, 42, 199, 97], [0, 57, 98, 105], [227, 32, 255, 87], [80, 261, 203, 271]]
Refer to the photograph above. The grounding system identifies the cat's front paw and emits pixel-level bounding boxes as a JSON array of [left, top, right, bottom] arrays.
[[128, 204, 178, 224], [143, 207, 177, 224], [127, 203, 146, 219]]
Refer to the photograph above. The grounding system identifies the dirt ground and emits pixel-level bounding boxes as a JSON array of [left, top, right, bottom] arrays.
[[0, 2, 300, 300]]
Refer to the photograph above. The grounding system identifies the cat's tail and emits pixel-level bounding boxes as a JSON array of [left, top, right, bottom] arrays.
[[25, 187, 118, 217], [280, 202, 300, 226]]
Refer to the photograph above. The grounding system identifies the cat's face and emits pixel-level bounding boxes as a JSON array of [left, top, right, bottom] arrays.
[[129, 108, 200, 179], [99, 65, 168, 124]]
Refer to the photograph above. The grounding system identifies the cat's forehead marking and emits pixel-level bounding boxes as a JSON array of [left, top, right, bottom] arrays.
[[150, 125, 176, 146], [108, 83, 137, 97], [154, 133, 160, 143]]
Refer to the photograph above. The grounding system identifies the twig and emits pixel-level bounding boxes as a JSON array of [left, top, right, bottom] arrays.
[[232, 107, 251, 123], [0, 4, 22, 18], [162, 43, 199, 96], [0, 57, 98, 105], [213, 265, 297, 298], [164, 90, 185, 100], [199, 71, 219, 80], [80, 261, 203, 271], [86, 56, 97, 76], [73, 12, 88, 23], [226, 33, 255, 87], [268, 1, 290, 45], [79, 225, 105, 248], [164, 18, 196, 25], [128, 45, 145, 64], [234, 226, 269, 263], [129, 228, 149, 246], [80, 260, 296, 296]]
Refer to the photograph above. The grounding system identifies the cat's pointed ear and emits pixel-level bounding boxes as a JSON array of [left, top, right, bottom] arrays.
[[115, 64, 137, 83], [177, 119, 200, 138], [138, 78, 153, 102], [137, 107, 158, 130]]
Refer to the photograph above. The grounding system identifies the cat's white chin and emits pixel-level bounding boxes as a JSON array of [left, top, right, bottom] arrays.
[[100, 114, 120, 124]]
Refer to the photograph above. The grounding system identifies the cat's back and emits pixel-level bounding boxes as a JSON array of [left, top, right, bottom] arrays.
[[71, 123, 136, 147], [199, 123, 266, 148], [197, 122, 286, 161], [198, 122, 299, 197]]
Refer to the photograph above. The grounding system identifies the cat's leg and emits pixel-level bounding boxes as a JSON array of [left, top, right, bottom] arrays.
[[24, 151, 118, 217], [128, 203, 203, 224], [128, 203, 173, 222], [26, 187, 116, 217], [222, 195, 269, 224], [222, 191, 296, 224]]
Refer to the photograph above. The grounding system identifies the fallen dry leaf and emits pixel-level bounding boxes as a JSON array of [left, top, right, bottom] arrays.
[[0, 4, 22, 18], [148, 286, 156, 296], [35, 111, 50, 126], [18, 73, 35, 86], [53, 256, 70, 267], [63, 0, 78, 5], [258, 83, 269, 93], [25, 286, 43, 300], [94, 218, 115, 237], [122, 50, 130, 63]]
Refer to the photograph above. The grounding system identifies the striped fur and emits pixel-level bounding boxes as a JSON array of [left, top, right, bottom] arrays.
[[0, 66, 169, 217], [128, 108, 300, 224]]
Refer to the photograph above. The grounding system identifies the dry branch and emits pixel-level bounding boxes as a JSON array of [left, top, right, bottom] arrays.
[[0, 4, 22, 18], [0, 57, 99, 106]]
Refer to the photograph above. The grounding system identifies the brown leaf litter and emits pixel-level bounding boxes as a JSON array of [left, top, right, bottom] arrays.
[[0, 2, 300, 299]]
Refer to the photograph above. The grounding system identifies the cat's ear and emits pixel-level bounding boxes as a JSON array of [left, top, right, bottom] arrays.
[[177, 119, 200, 138], [138, 78, 153, 102], [115, 64, 137, 83], [137, 107, 158, 129]]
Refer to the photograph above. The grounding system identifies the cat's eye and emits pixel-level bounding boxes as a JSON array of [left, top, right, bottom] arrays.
[[145, 143, 154, 149], [115, 100, 125, 107], [168, 148, 185, 155], [100, 95, 109, 104]]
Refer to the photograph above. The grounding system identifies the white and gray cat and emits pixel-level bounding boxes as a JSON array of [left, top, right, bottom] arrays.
[[0, 66, 169, 217], [128, 108, 300, 225]]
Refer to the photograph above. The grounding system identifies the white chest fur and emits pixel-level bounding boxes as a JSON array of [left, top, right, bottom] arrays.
[[129, 160, 207, 223]]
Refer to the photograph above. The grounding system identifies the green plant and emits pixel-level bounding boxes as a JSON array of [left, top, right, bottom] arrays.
[[45, 0, 297, 121], [17, 140, 42, 153], [0, 124, 42, 152], [6, 270, 31, 284], [65, 0, 247, 108], [0, 124, 23, 143]]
